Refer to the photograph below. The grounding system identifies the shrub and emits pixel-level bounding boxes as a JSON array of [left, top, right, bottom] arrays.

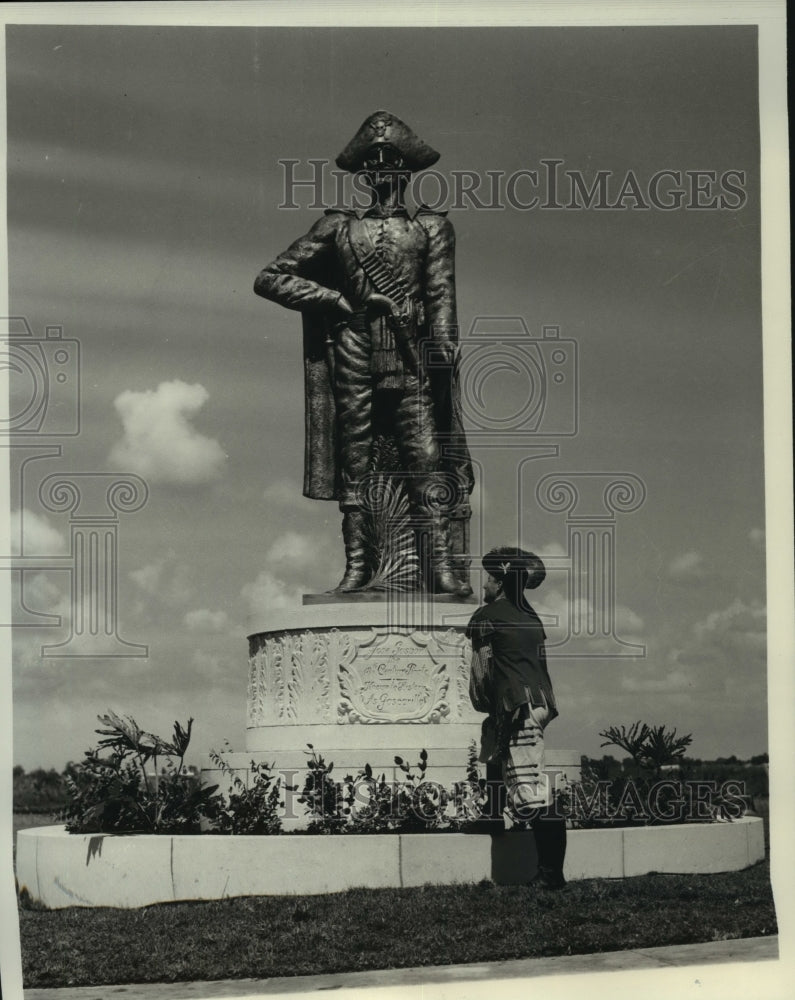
[[296, 745, 350, 834], [61, 712, 222, 834], [392, 750, 450, 831], [450, 741, 489, 830], [13, 767, 69, 813], [206, 748, 287, 835], [346, 763, 401, 833], [568, 721, 748, 828]]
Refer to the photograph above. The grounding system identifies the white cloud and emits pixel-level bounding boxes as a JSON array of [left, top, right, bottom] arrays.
[[669, 599, 766, 680], [691, 599, 766, 656], [240, 531, 340, 618], [538, 540, 568, 561], [108, 380, 226, 485], [128, 557, 193, 609], [184, 608, 229, 632], [668, 550, 705, 579], [267, 532, 316, 573], [129, 562, 163, 594], [469, 480, 489, 519], [265, 531, 339, 586], [14, 571, 70, 622], [241, 570, 305, 617], [532, 586, 645, 651], [9, 509, 67, 556], [532, 586, 567, 622], [615, 604, 645, 633]]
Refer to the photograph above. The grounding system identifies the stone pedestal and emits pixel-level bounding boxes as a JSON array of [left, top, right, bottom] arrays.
[[201, 594, 580, 825], [246, 597, 479, 761]]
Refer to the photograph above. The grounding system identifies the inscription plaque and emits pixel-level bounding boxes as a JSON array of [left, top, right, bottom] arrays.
[[338, 633, 450, 724]]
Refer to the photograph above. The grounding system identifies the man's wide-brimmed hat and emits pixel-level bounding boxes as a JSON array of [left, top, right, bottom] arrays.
[[336, 110, 440, 173], [482, 546, 546, 589]]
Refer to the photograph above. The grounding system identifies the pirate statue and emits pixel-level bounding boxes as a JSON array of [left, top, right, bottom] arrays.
[[254, 111, 473, 597]]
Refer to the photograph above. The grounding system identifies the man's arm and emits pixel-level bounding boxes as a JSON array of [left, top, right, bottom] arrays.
[[254, 214, 352, 316], [469, 645, 495, 715], [467, 609, 496, 715]]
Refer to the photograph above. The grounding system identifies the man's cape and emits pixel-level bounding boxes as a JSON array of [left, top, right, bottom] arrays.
[[301, 312, 474, 504]]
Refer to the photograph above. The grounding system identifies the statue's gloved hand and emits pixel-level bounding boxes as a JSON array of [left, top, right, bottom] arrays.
[[363, 293, 399, 318]]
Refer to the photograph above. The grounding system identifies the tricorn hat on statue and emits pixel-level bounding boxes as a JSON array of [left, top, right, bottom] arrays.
[[335, 110, 440, 173]]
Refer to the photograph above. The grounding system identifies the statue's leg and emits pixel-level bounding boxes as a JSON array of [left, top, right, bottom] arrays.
[[392, 377, 472, 598], [331, 326, 373, 592], [333, 508, 369, 592]]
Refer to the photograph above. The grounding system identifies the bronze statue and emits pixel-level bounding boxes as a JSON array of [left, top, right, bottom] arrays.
[[255, 111, 473, 597]]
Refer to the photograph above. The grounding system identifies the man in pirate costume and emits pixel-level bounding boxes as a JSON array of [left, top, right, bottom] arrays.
[[254, 111, 473, 597], [467, 546, 568, 890]]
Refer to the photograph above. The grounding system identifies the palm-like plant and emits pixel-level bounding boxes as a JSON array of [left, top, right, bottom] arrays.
[[63, 711, 217, 833], [599, 721, 693, 778], [359, 474, 419, 591], [599, 721, 652, 767]]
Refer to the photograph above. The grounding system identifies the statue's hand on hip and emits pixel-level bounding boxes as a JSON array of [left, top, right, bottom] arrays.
[[363, 293, 399, 319], [334, 293, 354, 318]]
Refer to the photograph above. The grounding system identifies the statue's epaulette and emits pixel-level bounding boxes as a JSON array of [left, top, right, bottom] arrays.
[[414, 204, 449, 218], [324, 207, 357, 217]]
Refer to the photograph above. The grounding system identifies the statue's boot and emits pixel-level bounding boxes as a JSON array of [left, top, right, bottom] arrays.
[[333, 509, 370, 592], [529, 805, 568, 890], [423, 511, 473, 598]]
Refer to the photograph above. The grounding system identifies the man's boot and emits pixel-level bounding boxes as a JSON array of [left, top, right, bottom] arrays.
[[421, 510, 473, 598], [530, 805, 568, 890], [333, 509, 370, 592]]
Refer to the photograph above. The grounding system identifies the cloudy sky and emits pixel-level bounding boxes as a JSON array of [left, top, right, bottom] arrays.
[[4, 23, 771, 769]]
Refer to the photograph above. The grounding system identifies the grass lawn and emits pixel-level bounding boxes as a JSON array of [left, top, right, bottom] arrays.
[[19, 860, 777, 989]]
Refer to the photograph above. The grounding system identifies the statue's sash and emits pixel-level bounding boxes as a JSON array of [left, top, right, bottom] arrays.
[[346, 218, 414, 383], [346, 218, 411, 312]]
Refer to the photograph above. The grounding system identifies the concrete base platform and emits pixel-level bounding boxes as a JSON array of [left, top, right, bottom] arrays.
[[16, 817, 765, 910]]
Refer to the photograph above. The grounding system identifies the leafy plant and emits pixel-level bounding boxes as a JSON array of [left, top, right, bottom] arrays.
[[599, 721, 693, 777], [641, 725, 694, 777], [206, 747, 287, 835], [450, 740, 489, 829], [598, 721, 652, 768], [295, 747, 457, 834], [297, 745, 350, 833], [347, 762, 401, 833], [61, 711, 221, 834], [393, 749, 450, 831], [568, 721, 700, 829], [13, 766, 69, 813]]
